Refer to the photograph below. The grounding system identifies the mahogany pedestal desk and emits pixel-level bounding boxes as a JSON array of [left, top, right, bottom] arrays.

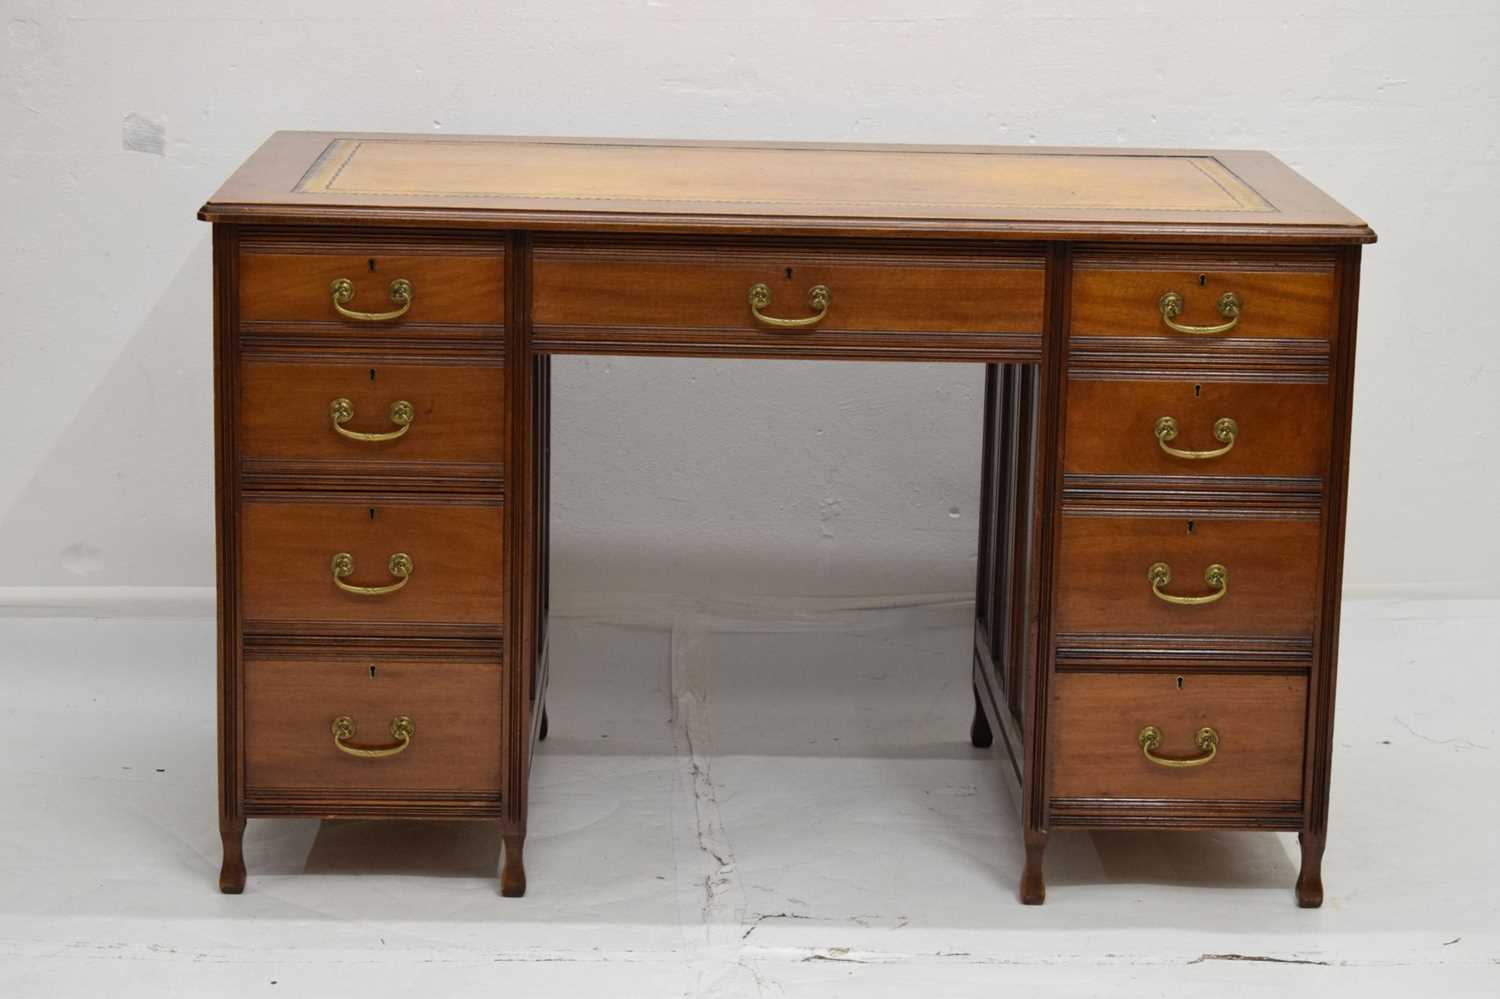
[[200, 133, 1373, 905]]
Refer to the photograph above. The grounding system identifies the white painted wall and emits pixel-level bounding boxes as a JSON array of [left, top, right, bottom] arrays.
[[2, 0, 1497, 606]]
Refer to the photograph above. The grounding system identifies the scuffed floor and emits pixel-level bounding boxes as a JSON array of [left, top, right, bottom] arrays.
[[0, 596, 1496, 996]]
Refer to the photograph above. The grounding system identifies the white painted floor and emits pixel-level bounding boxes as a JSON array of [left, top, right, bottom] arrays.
[[0, 596, 1496, 996]]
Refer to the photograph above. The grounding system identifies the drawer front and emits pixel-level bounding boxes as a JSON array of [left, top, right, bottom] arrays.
[[239, 359, 505, 468], [1050, 672, 1306, 802], [1064, 376, 1331, 481], [1071, 257, 1335, 342], [238, 239, 505, 327], [1056, 512, 1321, 639], [244, 657, 502, 793], [531, 242, 1045, 355], [240, 500, 504, 629]]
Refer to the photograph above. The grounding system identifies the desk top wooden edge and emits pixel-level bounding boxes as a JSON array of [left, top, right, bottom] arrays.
[[199, 131, 1375, 244]]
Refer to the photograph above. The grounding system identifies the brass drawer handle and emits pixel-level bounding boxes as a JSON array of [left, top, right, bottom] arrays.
[[1154, 416, 1238, 460], [330, 277, 413, 322], [1139, 725, 1219, 768], [748, 282, 831, 329], [331, 552, 413, 596], [330, 398, 414, 442], [332, 715, 414, 759], [1158, 290, 1241, 335], [1148, 561, 1227, 606]]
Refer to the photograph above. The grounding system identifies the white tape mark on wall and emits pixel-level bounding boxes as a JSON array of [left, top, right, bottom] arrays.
[[121, 113, 164, 155]]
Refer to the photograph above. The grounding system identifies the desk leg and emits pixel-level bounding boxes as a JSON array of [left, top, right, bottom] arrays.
[[218, 817, 246, 894], [1296, 830, 1325, 908], [972, 363, 1039, 736], [504, 241, 547, 899], [1020, 827, 1047, 905], [969, 684, 994, 749], [501, 831, 527, 897], [974, 359, 1051, 904], [1018, 244, 1069, 906]]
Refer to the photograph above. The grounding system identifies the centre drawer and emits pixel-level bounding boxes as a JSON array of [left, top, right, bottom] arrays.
[[243, 656, 503, 795], [1064, 375, 1331, 481], [530, 241, 1045, 356], [1049, 672, 1306, 803], [1055, 510, 1322, 640], [239, 499, 504, 630], [239, 358, 505, 469]]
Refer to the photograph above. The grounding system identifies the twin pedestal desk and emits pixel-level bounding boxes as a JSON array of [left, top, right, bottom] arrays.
[[200, 133, 1373, 905]]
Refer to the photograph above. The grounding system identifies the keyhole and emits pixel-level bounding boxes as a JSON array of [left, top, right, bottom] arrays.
[[1176, 675, 1185, 690], [1193, 383, 1201, 398], [369, 665, 377, 679], [369, 368, 376, 382], [1198, 273, 1207, 287], [368, 507, 376, 520], [785, 267, 793, 280], [1187, 520, 1195, 534], [368, 258, 376, 273]]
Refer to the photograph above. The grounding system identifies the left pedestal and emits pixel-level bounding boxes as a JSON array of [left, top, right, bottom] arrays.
[[213, 225, 521, 893]]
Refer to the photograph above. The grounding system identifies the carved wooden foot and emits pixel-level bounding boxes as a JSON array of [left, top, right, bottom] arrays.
[[219, 818, 246, 894], [1296, 830, 1325, 908], [969, 684, 994, 748], [1020, 828, 1047, 905], [501, 832, 527, 897], [538, 706, 549, 742]]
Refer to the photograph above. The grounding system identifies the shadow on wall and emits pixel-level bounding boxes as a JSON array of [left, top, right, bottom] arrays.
[[0, 236, 215, 588]]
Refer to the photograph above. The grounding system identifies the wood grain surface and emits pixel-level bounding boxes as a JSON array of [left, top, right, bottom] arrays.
[[1055, 511, 1322, 640], [239, 500, 504, 629], [239, 239, 505, 326], [1064, 375, 1332, 480], [239, 359, 505, 467], [244, 656, 502, 793], [1071, 255, 1336, 341], [1049, 672, 1306, 802], [530, 240, 1045, 358]]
